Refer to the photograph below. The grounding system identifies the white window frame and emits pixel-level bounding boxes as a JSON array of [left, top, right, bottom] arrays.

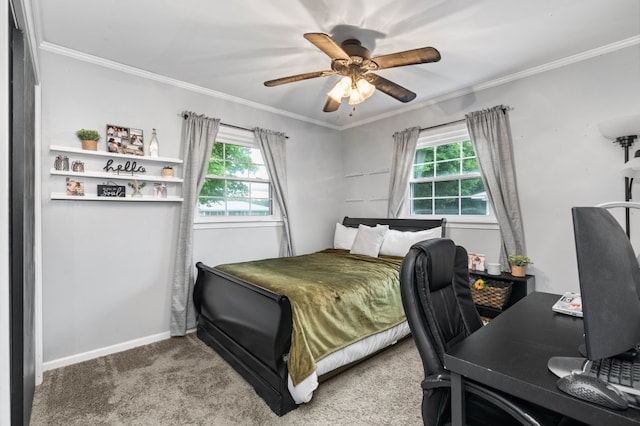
[[403, 122, 497, 225], [194, 126, 281, 228]]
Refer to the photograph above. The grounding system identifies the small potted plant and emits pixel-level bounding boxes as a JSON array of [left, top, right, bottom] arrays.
[[161, 166, 174, 178], [508, 254, 533, 277], [75, 129, 101, 151]]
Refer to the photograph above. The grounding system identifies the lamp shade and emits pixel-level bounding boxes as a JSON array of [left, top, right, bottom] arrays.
[[599, 114, 640, 140]]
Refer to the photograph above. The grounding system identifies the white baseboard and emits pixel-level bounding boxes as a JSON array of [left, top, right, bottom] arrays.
[[42, 331, 172, 372]]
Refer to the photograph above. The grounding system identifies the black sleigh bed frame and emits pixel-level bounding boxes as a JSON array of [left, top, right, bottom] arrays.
[[193, 216, 446, 416]]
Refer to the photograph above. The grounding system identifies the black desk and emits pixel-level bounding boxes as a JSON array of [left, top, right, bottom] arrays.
[[444, 292, 640, 425]]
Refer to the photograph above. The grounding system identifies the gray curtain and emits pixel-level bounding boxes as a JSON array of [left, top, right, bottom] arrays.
[[465, 105, 525, 270], [170, 112, 220, 336], [254, 128, 294, 257], [387, 127, 420, 218]]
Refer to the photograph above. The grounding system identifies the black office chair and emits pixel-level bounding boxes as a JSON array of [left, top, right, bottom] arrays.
[[400, 238, 569, 425]]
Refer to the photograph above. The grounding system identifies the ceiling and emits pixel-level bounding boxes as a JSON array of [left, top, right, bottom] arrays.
[[35, 0, 640, 129]]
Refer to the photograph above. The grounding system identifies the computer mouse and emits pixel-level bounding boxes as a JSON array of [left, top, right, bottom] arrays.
[[556, 373, 629, 410]]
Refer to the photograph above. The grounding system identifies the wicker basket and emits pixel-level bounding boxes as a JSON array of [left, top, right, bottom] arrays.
[[470, 281, 513, 309]]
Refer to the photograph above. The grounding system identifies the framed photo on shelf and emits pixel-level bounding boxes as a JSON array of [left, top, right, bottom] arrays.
[[106, 124, 143, 156], [468, 253, 485, 271], [154, 183, 167, 198], [66, 178, 84, 196]]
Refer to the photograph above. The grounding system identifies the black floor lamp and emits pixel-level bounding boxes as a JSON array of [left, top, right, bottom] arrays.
[[599, 114, 640, 237]]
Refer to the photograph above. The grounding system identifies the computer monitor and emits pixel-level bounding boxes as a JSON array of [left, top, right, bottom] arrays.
[[572, 206, 640, 361]]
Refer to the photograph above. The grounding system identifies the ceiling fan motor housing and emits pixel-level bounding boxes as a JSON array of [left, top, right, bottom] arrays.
[[332, 39, 375, 74]]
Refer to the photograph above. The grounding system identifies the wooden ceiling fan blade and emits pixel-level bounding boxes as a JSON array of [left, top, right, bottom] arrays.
[[304, 33, 350, 60], [264, 70, 335, 87], [323, 96, 341, 113], [365, 73, 416, 103], [371, 47, 441, 70]]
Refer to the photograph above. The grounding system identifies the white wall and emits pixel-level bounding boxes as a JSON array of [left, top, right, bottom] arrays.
[[340, 45, 640, 294], [39, 51, 342, 363], [38, 42, 640, 366]]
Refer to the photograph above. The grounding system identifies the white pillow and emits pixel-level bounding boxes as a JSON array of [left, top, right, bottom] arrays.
[[379, 227, 442, 257], [350, 224, 390, 257], [334, 223, 358, 250]]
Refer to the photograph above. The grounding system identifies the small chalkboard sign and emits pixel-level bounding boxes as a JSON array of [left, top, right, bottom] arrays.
[[97, 182, 126, 197]]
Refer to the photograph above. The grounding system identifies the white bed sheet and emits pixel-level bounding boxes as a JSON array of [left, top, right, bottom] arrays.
[[287, 321, 411, 404]]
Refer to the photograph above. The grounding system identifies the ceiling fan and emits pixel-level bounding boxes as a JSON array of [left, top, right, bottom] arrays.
[[264, 33, 441, 113]]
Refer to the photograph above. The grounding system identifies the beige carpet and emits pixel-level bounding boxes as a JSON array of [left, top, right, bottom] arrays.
[[31, 333, 423, 425]]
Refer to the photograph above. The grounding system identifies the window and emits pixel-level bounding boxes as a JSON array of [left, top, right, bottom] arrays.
[[408, 124, 490, 219], [197, 127, 274, 221]]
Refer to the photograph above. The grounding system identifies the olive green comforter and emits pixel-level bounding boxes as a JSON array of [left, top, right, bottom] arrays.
[[215, 249, 406, 386]]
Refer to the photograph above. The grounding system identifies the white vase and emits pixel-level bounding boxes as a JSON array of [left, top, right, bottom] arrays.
[[148, 128, 159, 157]]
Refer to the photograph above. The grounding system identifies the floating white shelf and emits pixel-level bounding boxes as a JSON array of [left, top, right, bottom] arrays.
[[50, 192, 183, 202], [50, 144, 184, 202], [50, 145, 183, 164], [50, 169, 183, 183]]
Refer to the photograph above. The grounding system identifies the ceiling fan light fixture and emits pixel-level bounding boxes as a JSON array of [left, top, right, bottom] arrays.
[[348, 77, 375, 105], [357, 77, 375, 99], [328, 76, 352, 102]]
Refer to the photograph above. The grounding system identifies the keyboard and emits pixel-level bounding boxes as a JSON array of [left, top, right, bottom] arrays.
[[584, 358, 640, 396]]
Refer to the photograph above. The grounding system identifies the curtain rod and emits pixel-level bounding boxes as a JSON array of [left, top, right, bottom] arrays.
[[420, 118, 465, 132], [418, 106, 513, 133], [178, 113, 288, 139]]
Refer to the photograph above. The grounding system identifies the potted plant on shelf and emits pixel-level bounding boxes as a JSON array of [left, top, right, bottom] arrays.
[[508, 254, 533, 277], [161, 166, 174, 178], [75, 129, 101, 151]]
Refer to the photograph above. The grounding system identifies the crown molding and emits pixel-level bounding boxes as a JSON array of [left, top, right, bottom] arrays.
[[39, 41, 341, 131], [339, 35, 640, 131]]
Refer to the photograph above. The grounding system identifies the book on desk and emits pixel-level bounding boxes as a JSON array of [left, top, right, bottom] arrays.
[[552, 292, 582, 317]]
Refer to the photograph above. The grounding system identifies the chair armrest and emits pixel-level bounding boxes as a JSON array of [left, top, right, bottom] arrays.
[[422, 372, 452, 390]]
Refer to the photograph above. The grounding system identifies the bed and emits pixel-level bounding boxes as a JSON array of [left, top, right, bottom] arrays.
[[193, 216, 446, 415]]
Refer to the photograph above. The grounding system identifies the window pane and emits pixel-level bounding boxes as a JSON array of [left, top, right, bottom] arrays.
[[227, 198, 251, 216], [249, 147, 264, 164], [212, 142, 225, 159], [461, 197, 488, 215], [250, 165, 269, 179], [226, 181, 249, 197], [462, 140, 475, 157], [250, 182, 270, 198], [415, 147, 434, 164], [462, 158, 479, 174], [413, 199, 433, 215], [435, 180, 459, 197], [200, 179, 225, 197], [412, 182, 432, 198], [436, 160, 460, 177], [436, 142, 460, 161], [413, 163, 434, 179], [435, 198, 459, 215], [198, 197, 226, 216], [208, 158, 225, 176], [460, 178, 484, 197]]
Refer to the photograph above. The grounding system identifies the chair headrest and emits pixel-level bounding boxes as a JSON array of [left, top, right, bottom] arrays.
[[410, 238, 456, 291]]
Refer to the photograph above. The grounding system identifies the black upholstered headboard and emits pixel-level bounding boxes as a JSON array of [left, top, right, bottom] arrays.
[[342, 217, 446, 236]]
